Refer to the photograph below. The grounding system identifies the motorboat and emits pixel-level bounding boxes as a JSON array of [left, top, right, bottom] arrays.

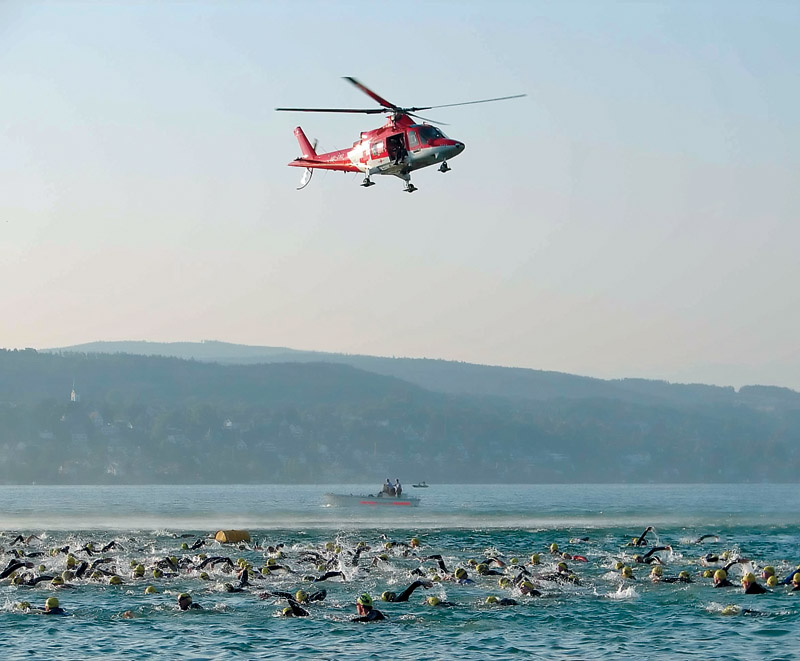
[[412, 481, 429, 488], [323, 492, 421, 507]]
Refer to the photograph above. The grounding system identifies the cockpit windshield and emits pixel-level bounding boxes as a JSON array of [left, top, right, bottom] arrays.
[[416, 125, 446, 143]]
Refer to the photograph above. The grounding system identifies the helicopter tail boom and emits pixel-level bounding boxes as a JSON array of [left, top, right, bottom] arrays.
[[293, 126, 318, 159]]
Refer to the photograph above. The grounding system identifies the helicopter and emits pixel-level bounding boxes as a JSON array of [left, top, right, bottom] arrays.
[[276, 77, 525, 193]]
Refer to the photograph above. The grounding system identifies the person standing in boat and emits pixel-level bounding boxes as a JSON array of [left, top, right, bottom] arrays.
[[394, 479, 402, 497], [383, 479, 395, 496]]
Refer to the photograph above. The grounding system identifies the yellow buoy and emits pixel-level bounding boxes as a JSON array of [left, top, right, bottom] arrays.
[[214, 530, 251, 544]]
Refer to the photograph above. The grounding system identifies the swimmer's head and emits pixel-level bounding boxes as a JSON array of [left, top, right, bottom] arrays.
[[767, 575, 778, 587], [761, 566, 775, 578], [454, 568, 468, 580], [153, 569, 163, 579], [614, 561, 625, 571], [45, 597, 59, 611], [530, 553, 541, 565], [485, 595, 499, 604], [476, 563, 489, 575], [557, 561, 568, 573], [50, 576, 64, 586], [381, 591, 396, 602], [145, 585, 157, 594], [295, 590, 308, 603], [61, 570, 74, 581], [282, 606, 294, 617], [177, 593, 192, 610], [549, 543, 559, 553], [793, 573, 800, 587], [498, 577, 512, 588], [199, 572, 210, 580], [678, 571, 691, 581], [426, 596, 440, 606], [703, 569, 714, 578], [410, 537, 420, 548], [714, 569, 727, 582], [650, 566, 663, 578], [742, 572, 756, 586], [109, 575, 123, 585], [621, 566, 633, 579], [721, 605, 739, 616], [356, 593, 372, 608], [133, 564, 145, 577]]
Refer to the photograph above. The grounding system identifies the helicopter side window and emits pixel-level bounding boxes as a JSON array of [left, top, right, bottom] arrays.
[[370, 140, 385, 158], [407, 131, 419, 149], [417, 126, 444, 143]]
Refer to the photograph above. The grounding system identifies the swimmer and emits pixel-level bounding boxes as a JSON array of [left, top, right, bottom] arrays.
[[279, 598, 309, 617], [713, 569, 734, 588], [177, 593, 203, 610], [380, 580, 433, 602], [352, 593, 385, 622], [630, 527, 655, 547], [633, 546, 671, 564], [304, 570, 345, 582], [40, 596, 66, 615], [425, 596, 456, 607], [741, 573, 768, 594], [485, 595, 518, 606], [792, 573, 800, 591], [693, 533, 720, 544]]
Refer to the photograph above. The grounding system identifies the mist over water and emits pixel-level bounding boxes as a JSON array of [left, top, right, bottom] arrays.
[[3, 484, 800, 660]]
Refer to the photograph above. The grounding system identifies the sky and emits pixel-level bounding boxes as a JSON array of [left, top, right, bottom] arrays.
[[1, 1, 799, 390]]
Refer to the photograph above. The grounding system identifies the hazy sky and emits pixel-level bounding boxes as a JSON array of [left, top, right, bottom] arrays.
[[2, 1, 799, 390]]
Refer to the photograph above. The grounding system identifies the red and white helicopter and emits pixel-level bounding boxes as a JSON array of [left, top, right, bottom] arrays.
[[277, 77, 525, 193]]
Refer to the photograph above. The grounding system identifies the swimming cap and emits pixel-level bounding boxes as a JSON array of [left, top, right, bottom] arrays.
[[17, 601, 31, 610], [614, 561, 625, 571], [621, 566, 633, 578], [721, 605, 739, 616], [485, 595, 499, 604], [454, 568, 468, 580], [557, 562, 568, 572], [178, 593, 192, 604], [410, 537, 420, 548], [678, 571, 691, 580], [295, 590, 308, 603], [66, 555, 76, 568], [267, 558, 277, 566], [51, 576, 64, 585], [714, 569, 727, 580], [762, 566, 775, 577], [742, 573, 756, 584], [356, 593, 372, 607], [498, 577, 511, 588], [767, 576, 778, 587], [200, 572, 210, 580], [45, 597, 59, 610], [721, 551, 730, 560], [549, 543, 559, 553], [153, 569, 163, 578], [426, 596, 440, 606], [145, 585, 157, 594], [520, 580, 535, 592], [476, 563, 489, 575], [381, 591, 396, 602], [703, 570, 713, 578], [509, 558, 519, 565], [650, 566, 663, 577], [282, 606, 294, 616], [793, 573, 800, 585], [109, 575, 123, 585], [530, 554, 541, 565], [61, 570, 74, 581], [134, 565, 145, 577]]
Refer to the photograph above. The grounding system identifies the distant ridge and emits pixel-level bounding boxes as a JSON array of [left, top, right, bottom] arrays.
[[49, 340, 800, 409]]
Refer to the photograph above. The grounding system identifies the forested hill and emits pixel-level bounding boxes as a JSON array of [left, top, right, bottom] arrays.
[[49, 340, 800, 409], [2, 348, 799, 485]]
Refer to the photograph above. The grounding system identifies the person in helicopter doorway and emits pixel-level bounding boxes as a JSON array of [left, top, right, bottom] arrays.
[[388, 134, 407, 166]]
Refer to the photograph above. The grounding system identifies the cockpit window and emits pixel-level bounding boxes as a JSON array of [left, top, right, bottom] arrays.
[[417, 126, 445, 143]]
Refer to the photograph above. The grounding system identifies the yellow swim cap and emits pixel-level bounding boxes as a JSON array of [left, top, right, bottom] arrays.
[[650, 566, 663, 577], [181, 543, 189, 550], [134, 565, 145, 577], [530, 553, 541, 565], [356, 593, 372, 607], [51, 576, 64, 586], [426, 596, 440, 606], [714, 569, 727, 580], [549, 543, 559, 553], [557, 562, 568, 572], [45, 597, 59, 610], [621, 566, 633, 578], [61, 571, 74, 581], [485, 595, 499, 604], [381, 591, 396, 602], [295, 590, 308, 603], [145, 585, 158, 594], [767, 576, 778, 587], [109, 576, 123, 585], [153, 569, 163, 579], [410, 537, 420, 547], [498, 577, 511, 588], [793, 573, 800, 585], [476, 563, 489, 575], [742, 573, 756, 584], [703, 569, 713, 578], [17, 601, 31, 610], [282, 606, 294, 616], [762, 566, 775, 577], [614, 561, 625, 571], [66, 556, 76, 568], [721, 605, 739, 616], [200, 572, 210, 580]]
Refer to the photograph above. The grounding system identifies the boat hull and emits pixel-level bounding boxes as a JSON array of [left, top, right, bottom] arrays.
[[323, 493, 421, 507]]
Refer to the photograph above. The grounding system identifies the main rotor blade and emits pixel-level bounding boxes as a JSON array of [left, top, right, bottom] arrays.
[[407, 93, 527, 112], [343, 76, 399, 110], [408, 112, 449, 126], [275, 107, 387, 114]]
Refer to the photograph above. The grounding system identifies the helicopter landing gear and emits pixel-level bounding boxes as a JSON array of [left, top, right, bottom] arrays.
[[438, 161, 451, 173], [361, 175, 375, 187], [404, 183, 418, 193]]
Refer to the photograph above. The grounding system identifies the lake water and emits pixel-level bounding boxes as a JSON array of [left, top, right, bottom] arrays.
[[2, 484, 799, 660]]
